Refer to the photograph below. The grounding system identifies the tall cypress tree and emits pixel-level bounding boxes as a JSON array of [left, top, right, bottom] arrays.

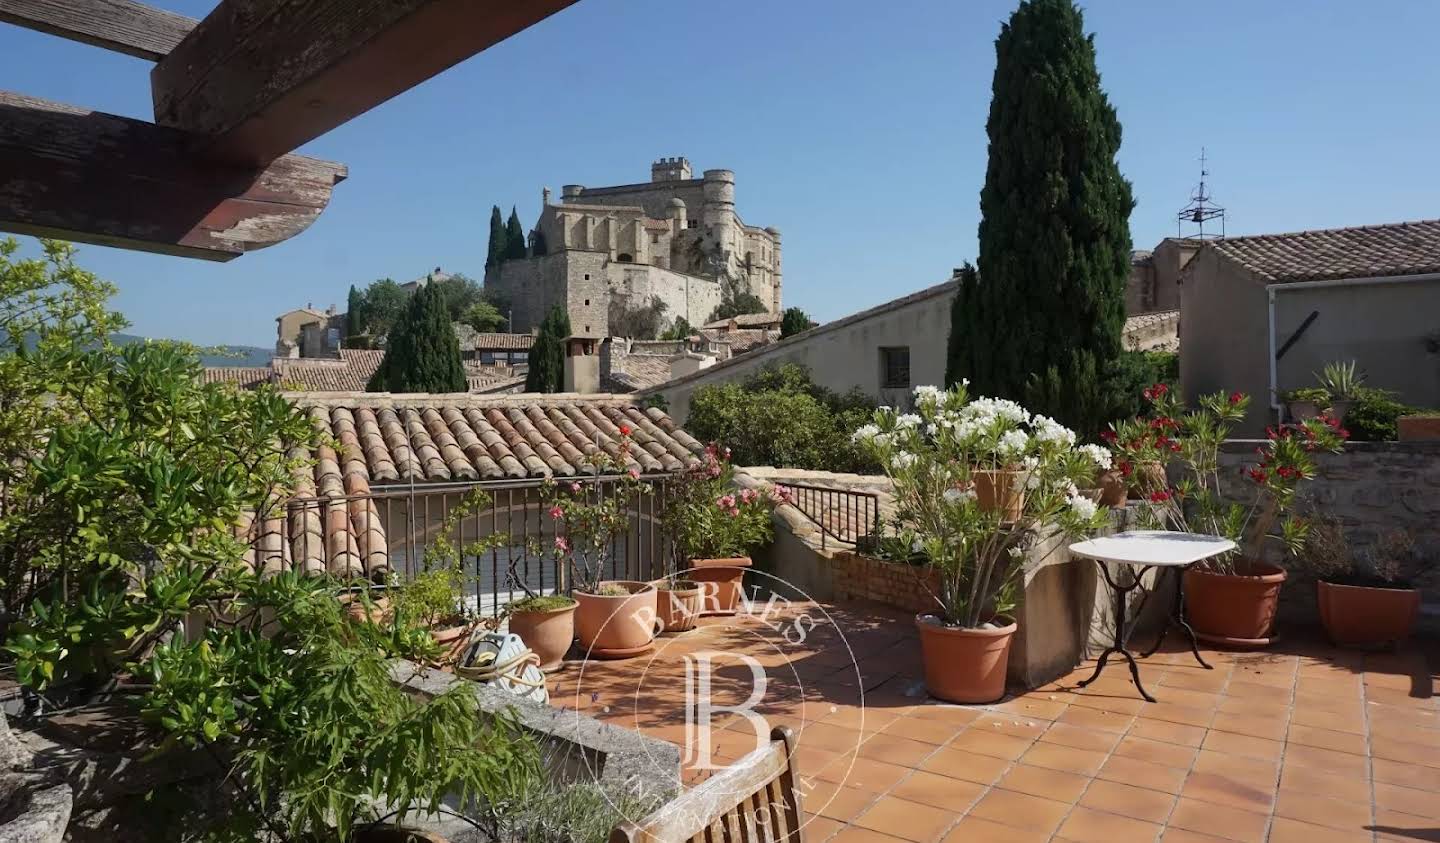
[[949, 0, 1134, 438], [505, 207, 528, 260], [346, 284, 366, 336], [486, 206, 506, 271], [368, 283, 467, 393], [524, 306, 571, 393]]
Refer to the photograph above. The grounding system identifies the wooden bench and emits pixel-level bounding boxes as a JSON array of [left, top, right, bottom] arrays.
[[610, 726, 805, 843]]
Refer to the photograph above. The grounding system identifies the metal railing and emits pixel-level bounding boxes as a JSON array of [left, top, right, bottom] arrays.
[[782, 483, 879, 549], [271, 476, 676, 618]]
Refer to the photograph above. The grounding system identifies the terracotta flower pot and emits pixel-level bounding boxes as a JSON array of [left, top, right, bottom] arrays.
[[507, 601, 577, 671], [653, 580, 702, 634], [1126, 461, 1167, 500], [972, 469, 1026, 521], [689, 557, 753, 615], [430, 621, 473, 665], [1096, 470, 1127, 508], [915, 615, 1016, 704], [574, 581, 659, 658], [1317, 580, 1420, 648], [1287, 400, 1322, 423], [1184, 563, 1286, 646], [1398, 415, 1440, 441]]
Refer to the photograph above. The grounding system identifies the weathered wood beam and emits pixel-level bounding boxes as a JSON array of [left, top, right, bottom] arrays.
[[0, 0, 195, 61], [151, 0, 579, 166], [0, 91, 347, 261]]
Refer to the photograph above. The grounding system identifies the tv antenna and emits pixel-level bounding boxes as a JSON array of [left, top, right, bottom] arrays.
[[1177, 148, 1225, 239]]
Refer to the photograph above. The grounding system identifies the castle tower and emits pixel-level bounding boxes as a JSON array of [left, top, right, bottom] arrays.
[[765, 226, 783, 314], [651, 156, 692, 182], [701, 169, 737, 267]]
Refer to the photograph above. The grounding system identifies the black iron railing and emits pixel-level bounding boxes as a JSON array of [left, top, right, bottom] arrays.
[[782, 483, 879, 549]]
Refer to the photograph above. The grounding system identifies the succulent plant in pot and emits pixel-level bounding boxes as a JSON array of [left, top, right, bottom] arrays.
[[1317, 360, 1367, 423], [853, 383, 1110, 704], [1130, 388, 1347, 646], [1300, 517, 1423, 648]]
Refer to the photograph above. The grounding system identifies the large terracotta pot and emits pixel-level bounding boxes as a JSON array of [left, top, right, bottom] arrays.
[[653, 581, 702, 634], [430, 621, 473, 665], [1184, 563, 1286, 646], [1398, 415, 1440, 441], [574, 581, 659, 658], [508, 600, 577, 671], [1096, 470, 1127, 508], [689, 557, 753, 615], [1126, 461, 1167, 500], [1318, 580, 1420, 648], [915, 615, 1016, 704], [972, 470, 1026, 521]]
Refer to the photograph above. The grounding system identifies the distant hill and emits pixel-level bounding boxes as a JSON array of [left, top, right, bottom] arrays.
[[111, 334, 272, 367]]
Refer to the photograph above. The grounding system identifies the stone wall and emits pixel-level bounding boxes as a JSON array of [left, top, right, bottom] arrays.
[[1215, 440, 1440, 629]]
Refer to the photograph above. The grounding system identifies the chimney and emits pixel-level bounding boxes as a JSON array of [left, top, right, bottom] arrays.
[[563, 336, 600, 394]]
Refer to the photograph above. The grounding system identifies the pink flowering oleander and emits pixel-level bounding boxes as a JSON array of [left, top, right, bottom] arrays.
[[553, 536, 569, 553], [739, 488, 757, 503], [627, 467, 640, 480], [569, 482, 581, 493], [547, 505, 563, 520], [716, 494, 736, 509]]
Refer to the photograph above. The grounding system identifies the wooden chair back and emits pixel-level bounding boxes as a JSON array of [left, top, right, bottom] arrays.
[[609, 726, 805, 843]]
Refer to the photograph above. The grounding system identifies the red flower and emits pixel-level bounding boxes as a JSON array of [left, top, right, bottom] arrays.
[[1148, 490, 1172, 503], [1276, 466, 1298, 480], [619, 424, 632, 436], [1229, 391, 1244, 405], [1247, 467, 1268, 484], [1118, 460, 1134, 477], [1100, 430, 1117, 443]]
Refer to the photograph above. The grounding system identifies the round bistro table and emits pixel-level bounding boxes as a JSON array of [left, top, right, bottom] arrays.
[[1067, 530, 1236, 702]]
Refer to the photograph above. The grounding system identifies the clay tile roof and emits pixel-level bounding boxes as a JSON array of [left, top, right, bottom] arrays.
[[701, 328, 775, 354], [286, 393, 705, 484], [1206, 219, 1440, 284], [703, 312, 781, 330], [203, 367, 272, 388], [642, 218, 672, 231], [604, 355, 675, 394], [453, 326, 536, 351], [273, 349, 384, 392]]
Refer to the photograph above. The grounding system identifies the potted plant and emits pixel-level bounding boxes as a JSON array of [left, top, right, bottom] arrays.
[[659, 443, 790, 618], [499, 539, 578, 671], [1102, 383, 1178, 500], [1317, 360, 1366, 423], [543, 425, 658, 659], [853, 384, 1110, 703], [1130, 388, 1347, 646], [1282, 387, 1331, 423], [1301, 518, 1423, 648]]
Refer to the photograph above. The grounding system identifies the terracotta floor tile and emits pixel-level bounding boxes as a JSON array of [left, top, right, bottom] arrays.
[[918, 746, 1011, 786], [1068, 690, 1147, 716], [1373, 757, 1440, 792], [1289, 707, 1366, 735], [1274, 789, 1373, 833], [1291, 690, 1364, 717], [857, 733, 939, 767], [1041, 721, 1123, 753], [1373, 808, 1440, 843], [831, 827, 910, 843], [888, 769, 985, 812], [1282, 742, 1369, 779], [967, 788, 1072, 835], [1373, 735, 1440, 768], [1218, 695, 1292, 720], [1018, 741, 1109, 776], [971, 716, 1050, 741], [990, 694, 1071, 720], [941, 816, 1051, 843], [798, 721, 872, 754], [1057, 703, 1137, 733], [996, 763, 1091, 803], [1200, 729, 1283, 762], [1137, 701, 1217, 729], [829, 705, 905, 733], [1158, 667, 1231, 693], [1268, 816, 1372, 843], [1191, 749, 1279, 788], [1151, 686, 1224, 711], [1166, 796, 1269, 843], [1179, 771, 1275, 814], [815, 756, 913, 793], [1374, 781, 1440, 820], [1097, 754, 1190, 794], [947, 727, 1033, 761], [1208, 711, 1289, 742], [908, 704, 982, 727], [1278, 766, 1371, 805], [1055, 805, 1163, 843], [801, 814, 846, 840], [1160, 830, 1242, 843], [805, 779, 881, 822], [881, 715, 964, 746], [1078, 778, 1177, 824], [1113, 734, 1200, 769], [852, 795, 957, 842], [1284, 723, 1368, 756], [1130, 717, 1208, 747]]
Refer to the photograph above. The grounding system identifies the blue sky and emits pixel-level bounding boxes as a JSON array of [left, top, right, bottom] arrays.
[[3, 0, 1439, 346]]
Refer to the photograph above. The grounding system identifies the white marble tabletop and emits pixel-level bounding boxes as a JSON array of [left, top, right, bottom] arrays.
[[1068, 530, 1237, 568]]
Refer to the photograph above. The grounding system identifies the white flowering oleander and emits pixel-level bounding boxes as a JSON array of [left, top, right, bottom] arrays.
[[1033, 415, 1077, 447], [852, 424, 880, 444], [1079, 444, 1113, 470], [997, 429, 1029, 457], [942, 487, 977, 504], [889, 451, 917, 470], [913, 385, 944, 409], [872, 432, 893, 448], [1067, 493, 1098, 520], [896, 413, 922, 430]]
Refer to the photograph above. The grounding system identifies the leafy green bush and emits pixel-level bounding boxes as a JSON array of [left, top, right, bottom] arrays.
[[1344, 387, 1418, 442], [684, 363, 878, 473]]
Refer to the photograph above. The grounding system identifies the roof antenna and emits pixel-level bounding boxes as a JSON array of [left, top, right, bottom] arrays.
[[1177, 147, 1226, 239]]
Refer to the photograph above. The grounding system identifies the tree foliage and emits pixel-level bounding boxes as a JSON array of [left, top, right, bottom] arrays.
[[367, 282, 467, 393], [607, 294, 669, 340], [948, 0, 1134, 439], [525, 306, 571, 393], [345, 284, 366, 335], [685, 363, 878, 473], [486, 205, 506, 270], [505, 207, 528, 260], [462, 300, 507, 333], [660, 316, 695, 341], [356, 278, 406, 339], [707, 273, 768, 323], [780, 307, 815, 338]]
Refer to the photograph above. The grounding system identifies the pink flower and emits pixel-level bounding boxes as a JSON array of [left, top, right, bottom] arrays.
[[729, 507, 740, 517], [627, 467, 641, 480], [570, 482, 582, 493], [769, 484, 792, 503], [548, 505, 564, 520], [554, 536, 570, 553], [740, 488, 757, 503], [707, 464, 722, 478], [716, 494, 736, 509]]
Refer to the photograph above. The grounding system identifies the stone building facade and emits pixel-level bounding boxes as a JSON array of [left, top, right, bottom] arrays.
[[486, 158, 782, 340]]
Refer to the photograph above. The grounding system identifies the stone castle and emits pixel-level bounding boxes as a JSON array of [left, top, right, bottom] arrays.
[[484, 158, 782, 339]]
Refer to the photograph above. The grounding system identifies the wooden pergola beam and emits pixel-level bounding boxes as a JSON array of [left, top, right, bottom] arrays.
[[151, 0, 579, 166], [0, 91, 347, 261], [0, 0, 194, 62]]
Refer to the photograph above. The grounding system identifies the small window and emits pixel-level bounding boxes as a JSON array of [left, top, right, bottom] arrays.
[[687, 219, 698, 229], [584, 273, 590, 280], [513, 351, 528, 363], [651, 233, 660, 244], [584, 299, 590, 306], [881, 347, 910, 389], [480, 351, 497, 364], [617, 253, 633, 263]]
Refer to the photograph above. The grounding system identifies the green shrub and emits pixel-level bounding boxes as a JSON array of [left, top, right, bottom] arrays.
[[684, 363, 878, 473], [1344, 387, 1417, 442]]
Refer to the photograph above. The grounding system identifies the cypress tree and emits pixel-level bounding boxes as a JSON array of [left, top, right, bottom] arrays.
[[368, 282, 467, 393], [524, 306, 571, 393], [505, 207, 528, 260], [780, 307, 815, 338], [949, 0, 1134, 438], [486, 206, 506, 270], [346, 284, 366, 336]]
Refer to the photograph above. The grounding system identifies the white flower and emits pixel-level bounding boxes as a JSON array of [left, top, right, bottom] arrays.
[[872, 432, 893, 448], [1026, 472, 1042, 490], [895, 413, 922, 430], [1033, 415, 1077, 447], [852, 424, 880, 444], [889, 451, 917, 470], [1067, 493, 1098, 520], [942, 487, 976, 504], [913, 385, 943, 407], [998, 429, 1029, 457], [1079, 444, 1113, 470]]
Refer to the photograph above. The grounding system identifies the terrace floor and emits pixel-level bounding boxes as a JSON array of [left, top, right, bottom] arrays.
[[546, 599, 1440, 843]]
